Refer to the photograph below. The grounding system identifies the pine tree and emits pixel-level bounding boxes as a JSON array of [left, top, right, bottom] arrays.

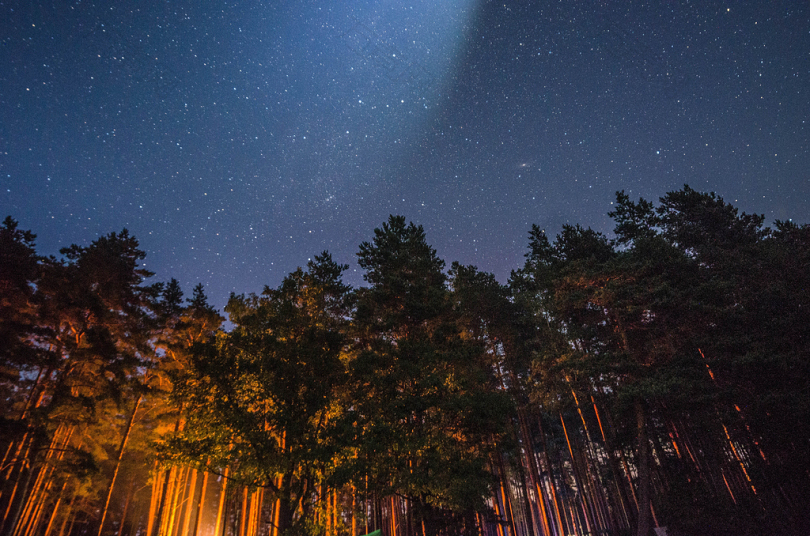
[[352, 216, 508, 535]]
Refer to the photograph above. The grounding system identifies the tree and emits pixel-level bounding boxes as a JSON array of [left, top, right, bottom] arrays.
[[1, 228, 158, 536], [159, 253, 352, 535], [352, 216, 508, 535], [514, 207, 718, 536], [0, 217, 46, 435]]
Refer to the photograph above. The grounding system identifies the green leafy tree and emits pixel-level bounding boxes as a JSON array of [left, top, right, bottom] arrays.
[[159, 253, 352, 535]]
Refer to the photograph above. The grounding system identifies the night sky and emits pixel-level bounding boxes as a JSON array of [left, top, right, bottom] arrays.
[[2, 1, 808, 309]]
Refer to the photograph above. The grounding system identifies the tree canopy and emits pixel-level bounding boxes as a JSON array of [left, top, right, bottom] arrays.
[[2, 186, 809, 536]]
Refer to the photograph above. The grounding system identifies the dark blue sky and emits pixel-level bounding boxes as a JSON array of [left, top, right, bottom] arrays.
[[2, 0, 808, 308]]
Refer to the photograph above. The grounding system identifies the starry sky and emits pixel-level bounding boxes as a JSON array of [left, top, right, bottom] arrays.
[[2, 1, 808, 309]]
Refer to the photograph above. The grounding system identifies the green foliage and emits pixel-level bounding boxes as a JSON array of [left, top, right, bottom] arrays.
[[2, 187, 809, 535], [352, 216, 510, 528], [159, 252, 352, 533], [513, 186, 810, 533]]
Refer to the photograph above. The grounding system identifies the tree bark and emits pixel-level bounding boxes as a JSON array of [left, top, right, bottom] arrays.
[[635, 399, 652, 536], [213, 468, 230, 536], [191, 469, 209, 536], [98, 394, 142, 536]]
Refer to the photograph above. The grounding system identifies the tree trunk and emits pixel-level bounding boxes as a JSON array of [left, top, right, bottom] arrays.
[[98, 394, 142, 536], [146, 464, 162, 536], [238, 487, 248, 536], [191, 469, 209, 536], [592, 397, 633, 531], [635, 399, 651, 536], [5, 424, 72, 536], [164, 467, 185, 536], [213, 468, 230, 536], [3, 454, 34, 536], [275, 497, 293, 536], [116, 484, 134, 536], [153, 467, 174, 536]]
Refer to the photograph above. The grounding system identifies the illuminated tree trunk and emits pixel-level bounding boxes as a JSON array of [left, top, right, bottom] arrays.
[[163, 467, 179, 536], [238, 487, 248, 536], [559, 412, 595, 536], [42, 480, 68, 536], [248, 489, 261, 536], [256, 489, 265, 536], [389, 496, 397, 536], [635, 399, 652, 536], [153, 466, 174, 536], [181, 469, 198, 536], [351, 486, 357, 536], [99, 394, 143, 536], [511, 444, 536, 536], [56, 489, 79, 536], [63, 498, 80, 536], [534, 414, 565, 536], [19, 480, 48, 536], [491, 484, 506, 536], [0, 368, 48, 512], [517, 409, 552, 536], [592, 397, 633, 531], [493, 450, 516, 536], [116, 483, 134, 536], [0, 432, 36, 531], [147, 464, 163, 536], [567, 385, 608, 534], [213, 468, 230, 536], [191, 469, 209, 536], [7, 424, 73, 536]]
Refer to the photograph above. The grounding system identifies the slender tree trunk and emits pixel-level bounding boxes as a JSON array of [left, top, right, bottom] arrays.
[[153, 466, 175, 536], [43, 480, 68, 536], [181, 469, 199, 536], [98, 395, 142, 536], [390, 495, 397, 536], [63, 500, 79, 536], [213, 468, 230, 536], [1, 432, 36, 532], [351, 486, 357, 536], [275, 494, 293, 536], [491, 483, 506, 536], [3, 455, 35, 536], [222, 487, 232, 536], [536, 416, 565, 536], [635, 399, 652, 536], [116, 484, 134, 536], [270, 476, 281, 536], [238, 487, 248, 536], [512, 443, 536, 536], [518, 408, 552, 536], [171, 467, 189, 536], [147, 464, 163, 536], [162, 467, 183, 536], [6, 424, 72, 536], [255, 489, 264, 536], [56, 489, 79, 536], [154, 416, 184, 536], [559, 413, 595, 536], [592, 397, 633, 530], [494, 450, 516, 536], [191, 469, 209, 536]]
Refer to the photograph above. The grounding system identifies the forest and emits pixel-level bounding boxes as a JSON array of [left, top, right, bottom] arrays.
[[1, 185, 809, 536]]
